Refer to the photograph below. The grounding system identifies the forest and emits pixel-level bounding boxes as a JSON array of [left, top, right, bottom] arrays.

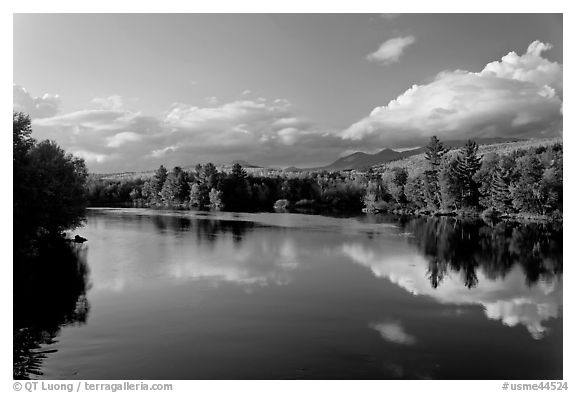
[[86, 136, 563, 221]]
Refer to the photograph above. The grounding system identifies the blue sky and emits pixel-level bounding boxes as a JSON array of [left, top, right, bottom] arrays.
[[13, 14, 563, 172]]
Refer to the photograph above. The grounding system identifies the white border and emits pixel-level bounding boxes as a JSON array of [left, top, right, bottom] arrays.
[[3, 2, 572, 391]]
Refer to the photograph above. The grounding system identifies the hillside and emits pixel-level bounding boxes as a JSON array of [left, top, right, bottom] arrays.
[[97, 161, 267, 181], [302, 137, 524, 171], [372, 137, 562, 176]]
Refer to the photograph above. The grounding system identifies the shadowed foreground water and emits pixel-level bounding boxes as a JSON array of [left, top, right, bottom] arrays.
[[14, 208, 562, 379]]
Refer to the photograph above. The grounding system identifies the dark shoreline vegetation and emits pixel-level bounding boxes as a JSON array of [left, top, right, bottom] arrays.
[[14, 112, 91, 379], [86, 138, 563, 223]]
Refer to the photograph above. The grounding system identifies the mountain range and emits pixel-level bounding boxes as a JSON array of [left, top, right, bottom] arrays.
[[295, 137, 524, 171]]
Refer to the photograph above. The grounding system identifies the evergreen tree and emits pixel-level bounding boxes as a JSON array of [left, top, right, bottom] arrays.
[[424, 136, 449, 209], [453, 140, 482, 208], [511, 155, 545, 214], [391, 167, 408, 204], [439, 156, 462, 210], [489, 164, 512, 213], [231, 163, 247, 179], [149, 165, 168, 204], [201, 163, 219, 189]]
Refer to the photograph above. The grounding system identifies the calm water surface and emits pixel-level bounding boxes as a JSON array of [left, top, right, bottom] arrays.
[[15, 208, 563, 379]]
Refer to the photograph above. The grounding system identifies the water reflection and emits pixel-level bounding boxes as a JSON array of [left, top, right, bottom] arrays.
[[370, 321, 417, 345], [402, 217, 562, 288], [21, 209, 562, 379], [151, 214, 253, 245], [87, 210, 562, 341], [14, 241, 90, 379], [343, 217, 562, 339]]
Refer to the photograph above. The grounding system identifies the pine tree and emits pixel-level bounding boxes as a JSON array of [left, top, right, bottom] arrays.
[[453, 140, 482, 208], [425, 136, 449, 167], [511, 155, 545, 214], [424, 136, 449, 209], [231, 163, 247, 179], [490, 164, 511, 213], [439, 156, 462, 210], [201, 163, 219, 189]]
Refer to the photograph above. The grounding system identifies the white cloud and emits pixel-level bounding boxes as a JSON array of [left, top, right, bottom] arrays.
[[277, 128, 300, 145], [366, 36, 416, 65], [346, 41, 562, 147], [480, 41, 562, 98], [13, 85, 60, 118], [71, 149, 109, 163], [29, 93, 346, 171], [370, 321, 417, 345], [241, 89, 252, 95], [162, 98, 302, 150], [106, 131, 143, 148], [150, 145, 178, 158]]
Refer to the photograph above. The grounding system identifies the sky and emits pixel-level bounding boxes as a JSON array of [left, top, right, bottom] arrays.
[[13, 13, 563, 172]]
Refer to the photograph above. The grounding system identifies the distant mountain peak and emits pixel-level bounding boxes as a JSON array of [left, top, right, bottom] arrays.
[[318, 137, 524, 171]]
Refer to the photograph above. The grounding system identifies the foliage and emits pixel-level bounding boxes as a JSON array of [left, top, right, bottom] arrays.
[[83, 137, 562, 220], [14, 112, 89, 255], [423, 136, 449, 209], [159, 166, 190, 206]]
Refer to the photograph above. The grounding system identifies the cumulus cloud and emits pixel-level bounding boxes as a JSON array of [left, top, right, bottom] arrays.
[[31, 106, 164, 170], [480, 41, 563, 98], [150, 145, 178, 158], [29, 93, 349, 172], [106, 131, 143, 148], [71, 150, 109, 164], [13, 85, 60, 118], [347, 41, 562, 147], [367, 36, 415, 65]]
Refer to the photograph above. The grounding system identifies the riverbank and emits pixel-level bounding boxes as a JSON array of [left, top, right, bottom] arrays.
[[371, 206, 562, 224]]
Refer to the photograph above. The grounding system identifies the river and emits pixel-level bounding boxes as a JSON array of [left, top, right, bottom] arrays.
[[14, 208, 563, 379]]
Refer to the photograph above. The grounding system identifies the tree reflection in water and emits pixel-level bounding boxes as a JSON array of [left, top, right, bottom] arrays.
[[151, 214, 253, 246], [14, 240, 90, 379], [398, 217, 562, 290]]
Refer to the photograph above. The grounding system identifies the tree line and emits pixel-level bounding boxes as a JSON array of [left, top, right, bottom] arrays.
[[87, 162, 367, 213], [86, 136, 562, 220], [364, 137, 562, 220]]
